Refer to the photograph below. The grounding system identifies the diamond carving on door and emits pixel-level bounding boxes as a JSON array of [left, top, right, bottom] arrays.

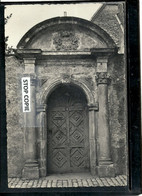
[[47, 85, 89, 174]]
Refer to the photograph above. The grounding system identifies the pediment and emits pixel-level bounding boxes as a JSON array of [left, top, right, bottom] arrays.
[[17, 17, 116, 51]]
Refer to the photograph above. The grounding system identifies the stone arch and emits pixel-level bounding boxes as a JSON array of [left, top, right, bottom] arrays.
[[17, 17, 116, 49], [37, 77, 97, 176], [40, 78, 95, 106]]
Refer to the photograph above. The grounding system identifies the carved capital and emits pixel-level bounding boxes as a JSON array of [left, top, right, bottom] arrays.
[[36, 104, 47, 113], [96, 72, 111, 85], [88, 102, 99, 111]]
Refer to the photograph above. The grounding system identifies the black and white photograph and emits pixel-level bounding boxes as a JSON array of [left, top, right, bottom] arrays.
[[4, 1, 128, 189]]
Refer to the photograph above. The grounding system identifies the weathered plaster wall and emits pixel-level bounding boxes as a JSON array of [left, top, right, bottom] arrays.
[[108, 54, 127, 175], [6, 56, 25, 177]]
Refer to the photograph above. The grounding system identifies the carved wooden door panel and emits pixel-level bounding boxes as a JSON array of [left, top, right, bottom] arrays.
[[68, 106, 89, 172], [47, 85, 89, 174]]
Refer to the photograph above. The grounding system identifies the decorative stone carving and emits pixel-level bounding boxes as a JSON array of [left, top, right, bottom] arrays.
[[61, 73, 72, 83], [39, 78, 48, 87], [96, 72, 111, 85], [53, 31, 79, 51]]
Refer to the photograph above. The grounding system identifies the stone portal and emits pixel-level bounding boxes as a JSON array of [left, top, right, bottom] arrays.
[[14, 17, 119, 179]]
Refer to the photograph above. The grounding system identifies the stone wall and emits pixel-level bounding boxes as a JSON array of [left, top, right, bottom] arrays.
[[108, 54, 127, 175], [92, 4, 123, 48], [91, 3, 124, 53]]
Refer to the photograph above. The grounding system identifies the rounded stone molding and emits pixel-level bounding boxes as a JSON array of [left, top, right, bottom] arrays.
[[40, 77, 95, 105], [17, 17, 116, 49]]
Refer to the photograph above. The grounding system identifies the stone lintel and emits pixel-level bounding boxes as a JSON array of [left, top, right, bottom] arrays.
[[88, 103, 99, 111], [36, 104, 47, 113]]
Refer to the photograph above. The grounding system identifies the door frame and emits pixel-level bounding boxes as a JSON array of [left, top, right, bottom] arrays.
[[36, 78, 98, 177]]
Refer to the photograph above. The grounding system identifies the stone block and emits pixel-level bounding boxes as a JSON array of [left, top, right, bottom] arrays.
[[39, 167, 46, 177], [22, 164, 39, 179], [97, 164, 115, 177]]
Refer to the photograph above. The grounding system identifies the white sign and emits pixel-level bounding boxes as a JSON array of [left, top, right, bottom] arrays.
[[22, 77, 31, 112]]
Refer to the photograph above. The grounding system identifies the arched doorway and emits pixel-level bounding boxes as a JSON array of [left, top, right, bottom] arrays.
[[47, 84, 90, 174]]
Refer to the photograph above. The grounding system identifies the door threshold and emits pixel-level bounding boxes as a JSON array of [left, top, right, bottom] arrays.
[[46, 172, 92, 180]]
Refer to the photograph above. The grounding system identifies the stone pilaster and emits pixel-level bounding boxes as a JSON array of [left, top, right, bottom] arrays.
[[36, 104, 47, 177], [22, 58, 39, 179], [96, 57, 115, 177], [88, 103, 98, 176]]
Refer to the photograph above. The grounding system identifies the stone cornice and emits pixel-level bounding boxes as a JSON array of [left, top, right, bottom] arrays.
[[15, 49, 42, 59], [90, 48, 118, 57], [15, 48, 117, 60]]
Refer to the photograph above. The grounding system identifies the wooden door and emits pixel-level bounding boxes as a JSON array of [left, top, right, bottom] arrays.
[[47, 85, 89, 174]]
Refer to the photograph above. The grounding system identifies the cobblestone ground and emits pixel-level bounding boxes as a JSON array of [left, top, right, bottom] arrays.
[[8, 174, 127, 188]]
